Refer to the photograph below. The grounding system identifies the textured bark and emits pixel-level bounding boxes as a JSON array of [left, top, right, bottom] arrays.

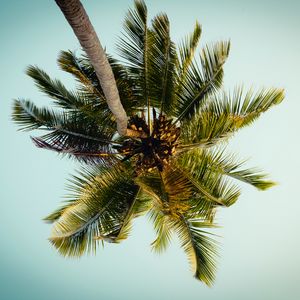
[[55, 0, 133, 136]]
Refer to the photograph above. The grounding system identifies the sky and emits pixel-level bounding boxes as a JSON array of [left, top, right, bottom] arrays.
[[0, 0, 300, 299]]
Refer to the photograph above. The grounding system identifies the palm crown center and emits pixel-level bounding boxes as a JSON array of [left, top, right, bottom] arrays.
[[118, 112, 180, 172]]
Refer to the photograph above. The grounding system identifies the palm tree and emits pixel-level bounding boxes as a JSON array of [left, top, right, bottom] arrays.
[[12, 0, 284, 285]]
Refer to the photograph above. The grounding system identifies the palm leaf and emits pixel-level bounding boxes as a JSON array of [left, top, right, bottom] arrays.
[[204, 86, 284, 128], [58, 50, 140, 115], [174, 21, 202, 114], [57, 50, 104, 98], [13, 99, 118, 164], [192, 148, 276, 190], [172, 216, 218, 285], [49, 163, 139, 256], [179, 86, 284, 147], [27, 64, 118, 127], [44, 189, 151, 229], [137, 168, 218, 285], [179, 111, 238, 148], [148, 13, 178, 115], [148, 207, 173, 253], [12, 99, 62, 131], [175, 153, 241, 208], [134, 172, 166, 204], [44, 202, 75, 224], [106, 187, 144, 243], [177, 21, 202, 78], [117, 0, 149, 110], [135, 166, 218, 284], [136, 167, 193, 209], [109, 192, 153, 243], [26, 65, 86, 110], [175, 40, 230, 121]]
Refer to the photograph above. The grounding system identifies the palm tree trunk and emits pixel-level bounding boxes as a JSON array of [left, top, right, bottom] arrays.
[[55, 0, 142, 137]]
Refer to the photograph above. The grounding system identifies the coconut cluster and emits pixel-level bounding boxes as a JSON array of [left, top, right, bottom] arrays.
[[118, 112, 180, 172]]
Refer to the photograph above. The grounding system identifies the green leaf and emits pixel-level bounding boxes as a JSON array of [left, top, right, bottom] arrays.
[[12, 99, 117, 164], [12, 99, 62, 131], [204, 86, 285, 128], [175, 21, 202, 113], [117, 0, 149, 109], [26, 64, 118, 125], [31, 111, 117, 164], [179, 110, 237, 148], [175, 40, 230, 121], [108, 187, 144, 243], [49, 163, 139, 257], [58, 50, 140, 115], [195, 148, 276, 190], [175, 152, 241, 208], [148, 13, 178, 115], [118, 1, 180, 117], [148, 207, 173, 253], [57, 50, 104, 98], [26, 65, 85, 109], [179, 86, 284, 147], [136, 167, 194, 209], [172, 215, 218, 286], [177, 21, 202, 78], [43, 202, 75, 223]]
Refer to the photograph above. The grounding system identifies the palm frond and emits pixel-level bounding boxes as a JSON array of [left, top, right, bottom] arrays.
[[136, 167, 193, 209], [58, 50, 140, 115], [26, 65, 86, 109], [138, 168, 218, 284], [172, 215, 218, 285], [132, 191, 153, 217], [44, 202, 74, 223], [57, 50, 104, 98], [27, 63, 120, 128], [32, 136, 119, 165], [175, 40, 230, 121], [12, 99, 62, 131], [12, 99, 117, 164], [160, 166, 194, 206], [180, 86, 284, 147], [179, 109, 237, 147], [26, 65, 116, 129], [135, 173, 166, 204], [44, 186, 151, 226], [175, 21, 202, 107], [177, 21, 202, 78], [32, 112, 117, 164], [49, 163, 139, 256], [106, 187, 144, 243], [148, 208, 173, 253], [175, 153, 241, 208], [117, 0, 149, 109], [148, 13, 178, 115], [204, 86, 284, 128], [194, 148, 276, 190], [45, 174, 148, 226]]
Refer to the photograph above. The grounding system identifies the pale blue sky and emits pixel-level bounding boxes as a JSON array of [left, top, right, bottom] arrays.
[[1, 1, 300, 299]]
